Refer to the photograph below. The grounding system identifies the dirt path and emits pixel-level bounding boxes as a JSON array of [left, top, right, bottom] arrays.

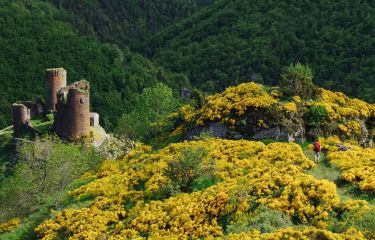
[[303, 147, 375, 205]]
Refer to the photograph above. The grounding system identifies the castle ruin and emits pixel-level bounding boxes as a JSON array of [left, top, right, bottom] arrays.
[[45, 68, 67, 112], [55, 80, 90, 139], [12, 68, 101, 140], [12, 103, 31, 137]]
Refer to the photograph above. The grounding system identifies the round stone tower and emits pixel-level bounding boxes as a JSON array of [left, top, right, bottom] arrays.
[[45, 68, 67, 111], [67, 88, 90, 139], [12, 103, 31, 137], [55, 85, 90, 139]]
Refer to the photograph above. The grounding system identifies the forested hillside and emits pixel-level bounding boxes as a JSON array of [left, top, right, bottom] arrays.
[[143, 0, 375, 102], [48, 0, 214, 49], [1, 1, 375, 239], [0, 1, 189, 129], [1, 0, 374, 129]]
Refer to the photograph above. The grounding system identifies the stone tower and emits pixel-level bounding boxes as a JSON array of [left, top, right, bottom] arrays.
[[45, 68, 67, 111], [12, 103, 31, 137], [55, 80, 90, 139]]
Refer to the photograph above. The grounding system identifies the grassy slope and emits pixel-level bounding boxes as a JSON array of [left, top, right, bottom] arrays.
[[303, 143, 375, 205]]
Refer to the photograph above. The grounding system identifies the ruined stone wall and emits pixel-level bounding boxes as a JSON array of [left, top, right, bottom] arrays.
[[90, 112, 100, 127], [45, 68, 67, 111], [12, 103, 31, 137], [55, 80, 90, 139], [17, 99, 44, 118]]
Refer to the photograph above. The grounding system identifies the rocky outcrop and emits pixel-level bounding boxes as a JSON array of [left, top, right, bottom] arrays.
[[355, 118, 370, 146], [251, 126, 305, 142], [186, 122, 243, 140], [186, 112, 306, 142]]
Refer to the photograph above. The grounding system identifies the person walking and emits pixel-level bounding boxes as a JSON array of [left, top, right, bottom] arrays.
[[313, 139, 322, 162]]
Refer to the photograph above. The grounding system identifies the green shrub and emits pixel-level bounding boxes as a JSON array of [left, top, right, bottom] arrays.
[[227, 205, 293, 233], [330, 206, 375, 235], [0, 135, 103, 220], [164, 147, 217, 193], [116, 83, 180, 143], [192, 130, 214, 141], [281, 63, 316, 99], [306, 105, 327, 128]]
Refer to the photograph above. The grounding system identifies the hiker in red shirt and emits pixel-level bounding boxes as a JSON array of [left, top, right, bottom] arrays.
[[313, 139, 322, 162]]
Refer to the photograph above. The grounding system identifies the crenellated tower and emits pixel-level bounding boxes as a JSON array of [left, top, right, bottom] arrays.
[[45, 68, 67, 111]]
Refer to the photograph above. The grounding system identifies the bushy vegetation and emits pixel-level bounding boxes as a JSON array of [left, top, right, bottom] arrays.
[[31, 139, 374, 239], [175, 80, 374, 143], [227, 205, 294, 234], [164, 146, 217, 193], [0, 136, 103, 220], [330, 204, 375, 238], [322, 136, 375, 192], [306, 105, 328, 129], [280, 63, 316, 99], [116, 83, 180, 144]]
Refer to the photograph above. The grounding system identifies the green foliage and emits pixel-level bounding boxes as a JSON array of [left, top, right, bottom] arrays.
[[190, 88, 207, 108], [227, 205, 294, 234], [116, 83, 180, 143], [0, 134, 13, 184], [306, 105, 328, 128], [193, 130, 215, 141], [164, 147, 217, 193], [48, 0, 213, 49], [330, 206, 375, 235], [144, 0, 375, 102], [0, 135, 103, 220], [281, 63, 316, 98], [0, 204, 50, 240]]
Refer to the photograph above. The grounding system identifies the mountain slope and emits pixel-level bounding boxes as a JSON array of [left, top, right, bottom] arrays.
[[143, 0, 375, 102], [0, 1, 189, 129], [48, 0, 215, 49], [29, 82, 375, 239], [34, 139, 374, 239], [1, 79, 375, 239]]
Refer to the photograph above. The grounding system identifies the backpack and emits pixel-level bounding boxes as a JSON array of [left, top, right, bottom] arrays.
[[313, 142, 321, 152]]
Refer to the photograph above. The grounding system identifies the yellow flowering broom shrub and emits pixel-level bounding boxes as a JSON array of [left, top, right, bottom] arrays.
[[194, 82, 277, 125], [316, 89, 375, 121], [325, 141, 375, 192], [224, 227, 365, 240], [35, 139, 371, 239], [258, 176, 339, 228], [338, 120, 364, 138], [174, 82, 375, 142], [0, 218, 20, 234]]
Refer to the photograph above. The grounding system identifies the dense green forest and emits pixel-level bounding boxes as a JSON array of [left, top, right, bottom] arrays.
[[143, 0, 375, 102], [47, 0, 214, 49], [0, 0, 190, 130]]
